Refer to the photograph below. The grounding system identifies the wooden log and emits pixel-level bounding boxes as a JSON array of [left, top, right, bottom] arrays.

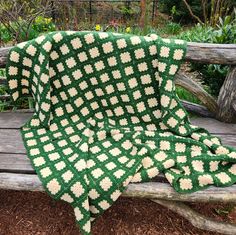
[[181, 100, 215, 118], [217, 66, 236, 123], [2, 172, 236, 203], [0, 95, 11, 100], [0, 94, 32, 101], [175, 72, 218, 115], [186, 42, 236, 65], [0, 47, 11, 68], [153, 199, 236, 235], [1, 43, 236, 67], [0, 76, 7, 85], [0, 109, 34, 113]]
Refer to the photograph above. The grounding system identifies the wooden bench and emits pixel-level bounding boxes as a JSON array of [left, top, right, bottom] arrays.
[[0, 42, 236, 234]]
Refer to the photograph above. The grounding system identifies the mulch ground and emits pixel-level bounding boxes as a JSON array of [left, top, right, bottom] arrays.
[[0, 190, 236, 235]]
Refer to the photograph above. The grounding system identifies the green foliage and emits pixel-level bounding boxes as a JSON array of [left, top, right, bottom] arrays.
[[178, 14, 236, 96], [0, 16, 56, 43], [0, 69, 6, 77], [159, 0, 203, 23], [0, 25, 12, 43], [119, 5, 136, 17], [164, 22, 182, 35], [176, 87, 201, 104], [30, 16, 56, 39]]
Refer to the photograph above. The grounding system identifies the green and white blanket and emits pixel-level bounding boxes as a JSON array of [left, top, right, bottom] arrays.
[[6, 31, 236, 234]]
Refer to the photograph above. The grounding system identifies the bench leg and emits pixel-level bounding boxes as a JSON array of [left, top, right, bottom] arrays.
[[152, 199, 236, 235]]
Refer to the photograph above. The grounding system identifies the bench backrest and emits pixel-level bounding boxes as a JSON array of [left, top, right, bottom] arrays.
[[0, 41, 236, 123]]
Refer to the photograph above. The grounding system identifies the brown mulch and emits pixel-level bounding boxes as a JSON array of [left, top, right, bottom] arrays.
[[0, 190, 235, 235]]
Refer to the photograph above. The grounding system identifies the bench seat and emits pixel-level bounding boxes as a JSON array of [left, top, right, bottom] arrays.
[[0, 111, 236, 200], [1, 111, 236, 234]]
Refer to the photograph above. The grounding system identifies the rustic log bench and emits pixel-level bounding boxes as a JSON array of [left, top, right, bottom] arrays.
[[0, 41, 236, 234]]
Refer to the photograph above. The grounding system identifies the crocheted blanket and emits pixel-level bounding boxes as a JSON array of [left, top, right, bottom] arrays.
[[6, 31, 236, 234]]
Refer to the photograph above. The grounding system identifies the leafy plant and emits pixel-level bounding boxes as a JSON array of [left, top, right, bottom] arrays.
[[164, 22, 182, 35], [159, 0, 203, 23], [119, 6, 136, 17], [178, 13, 236, 96], [159, 0, 235, 26], [0, 16, 56, 44], [0, 0, 53, 44]]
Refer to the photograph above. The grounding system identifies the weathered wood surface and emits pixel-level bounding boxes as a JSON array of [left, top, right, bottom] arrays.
[[1, 111, 235, 132], [0, 131, 235, 173], [0, 47, 11, 68], [175, 73, 218, 115], [0, 129, 26, 153], [192, 117, 236, 134], [153, 199, 236, 235], [2, 173, 236, 203], [0, 115, 235, 156], [0, 76, 7, 85], [0, 153, 34, 173], [217, 66, 236, 123], [1, 43, 236, 67], [0, 129, 235, 155], [0, 112, 33, 129], [0, 114, 235, 181], [185, 42, 236, 64], [0, 112, 236, 203]]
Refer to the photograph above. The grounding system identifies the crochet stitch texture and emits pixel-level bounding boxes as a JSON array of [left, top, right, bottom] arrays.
[[6, 31, 236, 234]]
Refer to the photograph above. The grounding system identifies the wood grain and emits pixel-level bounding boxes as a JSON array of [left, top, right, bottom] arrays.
[[217, 66, 236, 123], [0, 113, 235, 155], [0, 47, 11, 68], [191, 117, 236, 134], [175, 73, 218, 115], [1, 43, 236, 67], [0, 153, 34, 173], [2, 173, 236, 203], [186, 42, 236, 64], [0, 129, 26, 154], [0, 112, 236, 205], [0, 112, 33, 129], [0, 125, 235, 155], [0, 113, 235, 176]]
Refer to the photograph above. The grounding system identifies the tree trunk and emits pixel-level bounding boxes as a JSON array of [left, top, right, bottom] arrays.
[[139, 0, 146, 28], [217, 66, 236, 123]]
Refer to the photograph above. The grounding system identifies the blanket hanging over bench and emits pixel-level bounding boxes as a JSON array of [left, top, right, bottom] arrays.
[[6, 31, 236, 234]]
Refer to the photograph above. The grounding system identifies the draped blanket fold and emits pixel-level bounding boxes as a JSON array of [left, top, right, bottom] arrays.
[[6, 31, 236, 234]]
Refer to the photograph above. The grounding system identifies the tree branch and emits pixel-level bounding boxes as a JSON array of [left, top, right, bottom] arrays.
[[182, 0, 204, 24], [152, 199, 236, 235], [175, 72, 218, 115]]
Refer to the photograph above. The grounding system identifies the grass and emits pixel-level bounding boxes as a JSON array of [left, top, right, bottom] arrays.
[[176, 87, 201, 104]]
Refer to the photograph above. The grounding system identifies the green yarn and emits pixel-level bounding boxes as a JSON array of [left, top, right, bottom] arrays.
[[6, 31, 236, 234]]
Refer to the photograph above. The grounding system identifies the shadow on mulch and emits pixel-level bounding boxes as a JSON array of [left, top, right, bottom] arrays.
[[0, 190, 234, 235]]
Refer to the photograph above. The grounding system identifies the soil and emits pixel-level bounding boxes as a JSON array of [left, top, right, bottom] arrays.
[[0, 190, 236, 235]]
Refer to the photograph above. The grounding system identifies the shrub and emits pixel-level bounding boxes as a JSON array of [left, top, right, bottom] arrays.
[[159, 0, 203, 23], [0, 16, 56, 44], [159, 0, 235, 26], [178, 14, 236, 96]]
